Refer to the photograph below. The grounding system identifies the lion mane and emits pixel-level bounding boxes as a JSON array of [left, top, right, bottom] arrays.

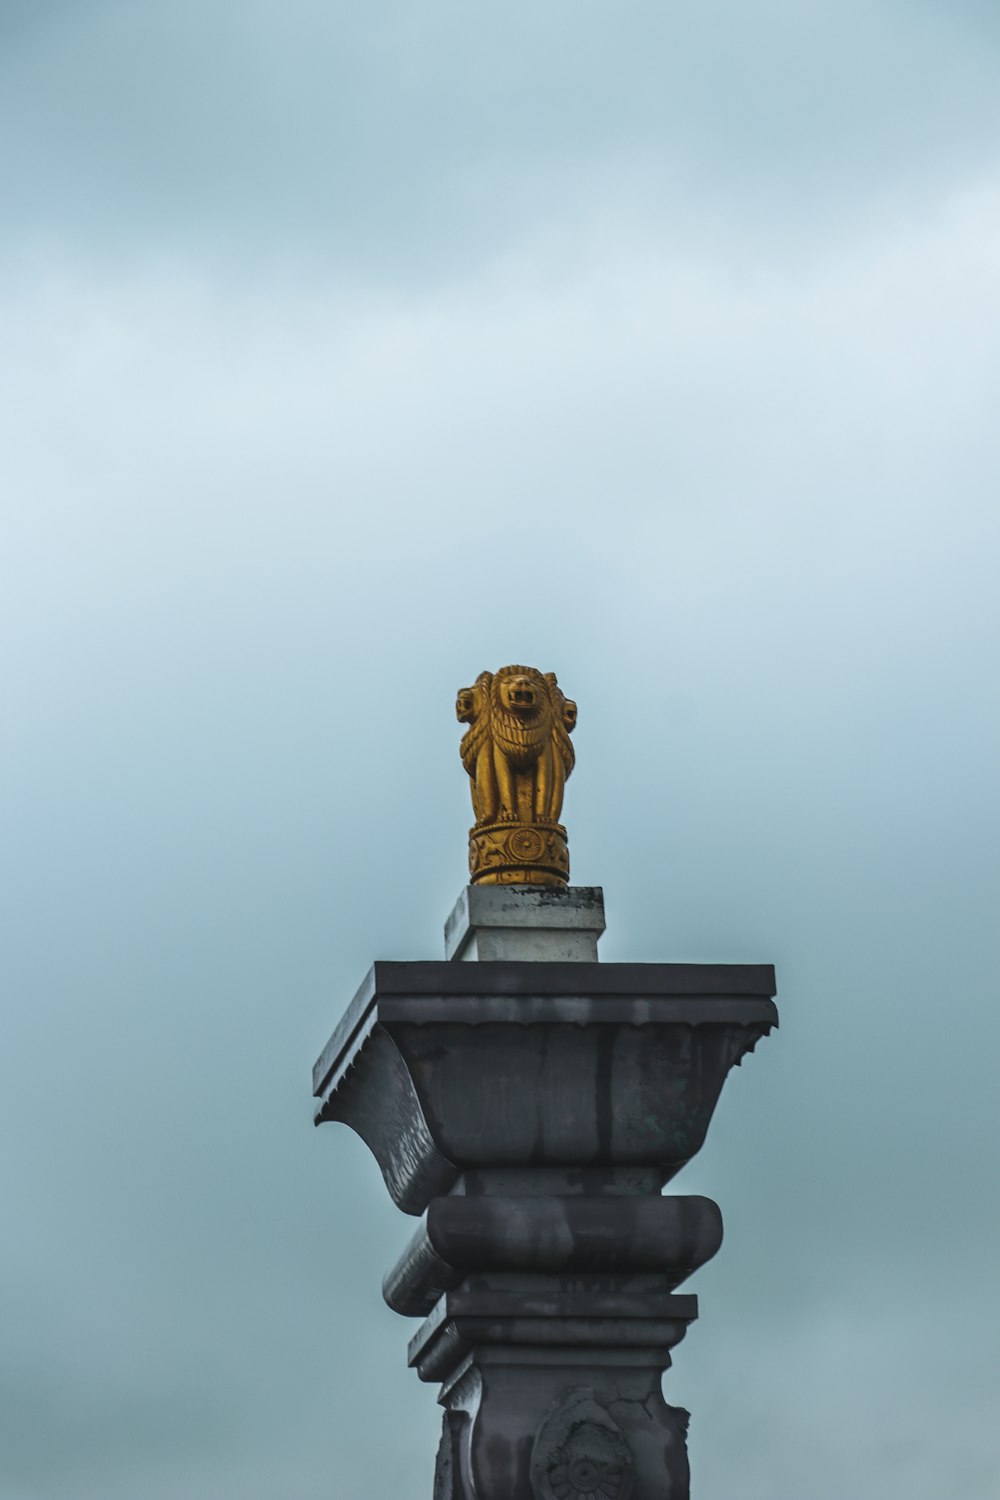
[[488, 665, 552, 769]]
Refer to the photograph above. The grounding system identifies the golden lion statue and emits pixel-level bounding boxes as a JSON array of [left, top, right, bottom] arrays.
[[456, 666, 577, 885]]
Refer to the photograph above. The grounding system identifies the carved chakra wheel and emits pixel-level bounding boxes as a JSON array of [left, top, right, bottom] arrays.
[[456, 664, 577, 887], [531, 1391, 636, 1500]]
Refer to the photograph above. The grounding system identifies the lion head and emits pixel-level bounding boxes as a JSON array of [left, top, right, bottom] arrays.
[[488, 666, 553, 761], [494, 668, 548, 724]]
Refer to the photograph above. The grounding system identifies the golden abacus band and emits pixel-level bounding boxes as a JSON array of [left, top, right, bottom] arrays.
[[468, 821, 569, 887]]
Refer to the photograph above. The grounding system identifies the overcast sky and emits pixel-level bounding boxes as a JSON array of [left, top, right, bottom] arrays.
[[2, 3, 999, 1497]]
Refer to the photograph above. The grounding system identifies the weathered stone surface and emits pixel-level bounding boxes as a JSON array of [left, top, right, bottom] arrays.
[[383, 1194, 724, 1315], [313, 961, 776, 1213], [417, 1305, 696, 1499], [313, 955, 777, 1498], [444, 884, 606, 962]]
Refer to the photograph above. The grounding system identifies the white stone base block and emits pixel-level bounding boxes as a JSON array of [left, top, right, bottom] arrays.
[[444, 885, 605, 962]]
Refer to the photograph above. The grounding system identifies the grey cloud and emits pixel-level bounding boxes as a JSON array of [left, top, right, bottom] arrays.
[[2, 5, 998, 1498], [2, 0, 999, 274]]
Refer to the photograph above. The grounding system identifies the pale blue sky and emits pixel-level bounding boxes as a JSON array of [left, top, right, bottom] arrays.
[[1, 4, 998, 1498]]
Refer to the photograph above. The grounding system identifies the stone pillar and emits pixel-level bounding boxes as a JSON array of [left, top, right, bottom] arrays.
[[312, 887, 777, 1499]]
